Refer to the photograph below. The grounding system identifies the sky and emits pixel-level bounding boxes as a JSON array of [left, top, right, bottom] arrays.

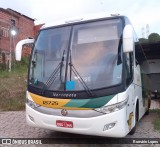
[[0, 0, 160, 38]]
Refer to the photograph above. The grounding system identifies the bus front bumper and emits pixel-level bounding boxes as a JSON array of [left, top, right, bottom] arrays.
[[26, 104, 129, 137]]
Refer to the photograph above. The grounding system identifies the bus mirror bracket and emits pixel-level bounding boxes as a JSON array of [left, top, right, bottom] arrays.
[[15, 39, 34, 61], [123, 25, 134, 53]]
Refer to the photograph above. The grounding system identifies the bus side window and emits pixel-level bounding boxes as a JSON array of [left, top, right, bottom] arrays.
[[125, 52, 133, 86]]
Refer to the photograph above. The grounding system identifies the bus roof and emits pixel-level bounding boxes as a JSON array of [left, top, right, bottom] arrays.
[[41, 13, 123, 29]]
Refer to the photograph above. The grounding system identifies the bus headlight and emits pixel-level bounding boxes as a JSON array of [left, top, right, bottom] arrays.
[[94, 98, 128, 114], [27, 99, 40, 109]]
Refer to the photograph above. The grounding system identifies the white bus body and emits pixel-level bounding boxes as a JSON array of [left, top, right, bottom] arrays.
[[15, 14, 151, 137]]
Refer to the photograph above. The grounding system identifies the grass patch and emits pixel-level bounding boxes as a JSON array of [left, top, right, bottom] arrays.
[[150, 109, 160, 112], [152, 110, 160, 131], [0, 70, 10, 78], [153, 119, 160, 131], [0, 57, 28, 111], [0, 91, 26, 111]]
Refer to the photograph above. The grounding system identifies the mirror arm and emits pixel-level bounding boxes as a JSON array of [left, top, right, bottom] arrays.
[[15, 39, 34, 61]]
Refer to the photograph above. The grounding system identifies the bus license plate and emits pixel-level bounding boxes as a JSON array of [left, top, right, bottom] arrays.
[[56, 120, 73, 128]]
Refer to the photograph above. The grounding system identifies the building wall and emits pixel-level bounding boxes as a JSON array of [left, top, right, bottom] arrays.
[[141, 59, 160, 74], [0, 8, 35, 64], [18, 14, 34, 40]]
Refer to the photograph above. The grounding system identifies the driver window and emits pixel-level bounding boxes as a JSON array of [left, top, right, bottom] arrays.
[[125, 52, 133, 86]]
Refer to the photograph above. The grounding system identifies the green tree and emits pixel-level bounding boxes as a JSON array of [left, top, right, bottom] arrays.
[[148, 33, 160, 42]]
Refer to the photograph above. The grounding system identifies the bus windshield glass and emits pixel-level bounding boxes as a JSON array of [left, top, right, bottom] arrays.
[[29, 18, 123, 91]]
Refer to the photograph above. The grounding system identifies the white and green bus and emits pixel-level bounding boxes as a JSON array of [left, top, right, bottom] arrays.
[[15, 14, 151, 137]]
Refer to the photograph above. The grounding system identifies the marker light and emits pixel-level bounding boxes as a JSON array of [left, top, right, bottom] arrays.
[[28, 115, 35, 122], [111, 13, 120, 16], [103, 122, 116, 131], [65, 18, 83, 24]]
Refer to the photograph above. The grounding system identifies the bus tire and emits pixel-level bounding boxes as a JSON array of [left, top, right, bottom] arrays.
[[129, 103, 138, 135]]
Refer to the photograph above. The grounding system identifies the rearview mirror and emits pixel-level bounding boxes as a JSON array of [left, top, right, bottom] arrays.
[[15, 39, 34, 61], [123, 25, 134, 53]]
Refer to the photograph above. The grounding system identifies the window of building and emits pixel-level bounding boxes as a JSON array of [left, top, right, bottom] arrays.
[[11, 19, 15, 26], [0, 27, 9, 38]]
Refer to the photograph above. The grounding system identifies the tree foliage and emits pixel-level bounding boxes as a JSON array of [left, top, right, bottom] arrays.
[[148, 33, 160, 42], [139, 33, 160, 43]]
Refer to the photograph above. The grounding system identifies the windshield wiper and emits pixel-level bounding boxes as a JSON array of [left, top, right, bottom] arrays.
[[45, 50, 65, 89], [68, 49, 94, 97], [32, 50, 37, 67]]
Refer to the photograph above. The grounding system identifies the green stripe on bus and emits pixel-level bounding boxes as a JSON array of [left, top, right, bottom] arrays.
[[63, 99, 90, 108], [64, 95, 115, 109]]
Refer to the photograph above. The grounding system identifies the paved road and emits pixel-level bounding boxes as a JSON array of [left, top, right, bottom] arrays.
[[0, 111, 160, 146]]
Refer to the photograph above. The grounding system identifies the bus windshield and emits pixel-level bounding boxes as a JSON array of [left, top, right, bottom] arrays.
[[29, 18, 123, 91]]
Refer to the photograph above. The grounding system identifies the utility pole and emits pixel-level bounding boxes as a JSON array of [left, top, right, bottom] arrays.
[[146, 24, 150, 39], [141, 27, 145, 38], [9, 19, 17, 72], [9, 31, 12, 72]]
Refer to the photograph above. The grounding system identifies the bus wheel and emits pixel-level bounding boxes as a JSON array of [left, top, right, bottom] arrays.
[[129, 104, 138, 135]]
